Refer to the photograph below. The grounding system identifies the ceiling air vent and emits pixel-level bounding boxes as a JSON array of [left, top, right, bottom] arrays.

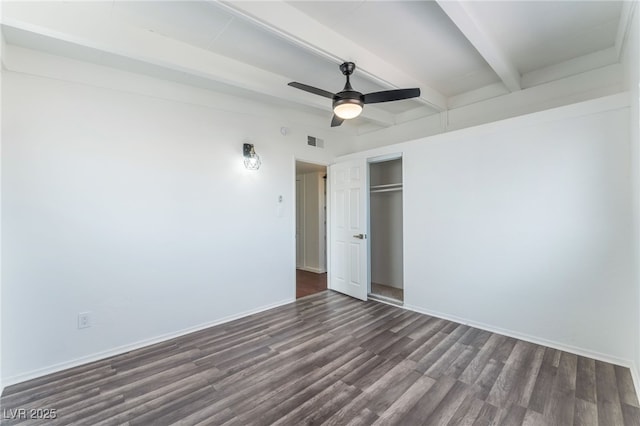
[[307, 136, 324, 149]]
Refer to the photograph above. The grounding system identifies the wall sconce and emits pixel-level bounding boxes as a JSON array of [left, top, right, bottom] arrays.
[[243, 143, 261, 170]]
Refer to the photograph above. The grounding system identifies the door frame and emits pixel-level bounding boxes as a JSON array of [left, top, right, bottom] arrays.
[[314, 151, 404, 300], [367, 152, 404, 298], [293, 157, 329, 297]]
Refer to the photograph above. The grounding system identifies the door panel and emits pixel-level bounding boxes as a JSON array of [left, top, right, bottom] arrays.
[[328, 159, 368, 301]]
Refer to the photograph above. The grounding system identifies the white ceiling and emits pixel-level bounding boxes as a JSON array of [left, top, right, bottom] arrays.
[[1, 1, 634, 133]]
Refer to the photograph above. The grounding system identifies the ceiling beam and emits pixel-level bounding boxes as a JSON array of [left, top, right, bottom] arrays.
[[436, 0, 521, 92], [216, 0, 448, 111], [1, 2, 396, 127], [615, 0, 638, 60]]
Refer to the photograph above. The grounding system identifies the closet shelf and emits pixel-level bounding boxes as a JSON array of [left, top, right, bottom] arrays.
[[370, 183, 402, 193]]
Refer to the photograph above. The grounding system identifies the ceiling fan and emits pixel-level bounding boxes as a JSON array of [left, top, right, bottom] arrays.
[[288, 62, 421, 127]]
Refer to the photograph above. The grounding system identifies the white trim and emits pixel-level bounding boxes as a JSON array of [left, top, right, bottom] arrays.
[[615, 0, 638, 60], [294, 157, 330, 287], [631, 365, 640, 406], [341, 92, 631, 162], [2, 298, 295, 390], [217, 1, 447, 111], [403, 303, 634, 369], [367, 152, 403, 164], [1, 44, 335, 132], [296, 266, 327, 274], [436, 0, 521, 92]]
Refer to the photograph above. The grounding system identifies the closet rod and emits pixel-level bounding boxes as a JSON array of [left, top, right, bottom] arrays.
[[370, 183, 402, 190], [370, 187, 403, 193]]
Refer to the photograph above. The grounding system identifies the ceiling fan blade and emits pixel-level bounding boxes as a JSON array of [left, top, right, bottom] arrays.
[[288, 82, 335, 99], [331, 115, 344, 127], [363, 88, 421, 104]]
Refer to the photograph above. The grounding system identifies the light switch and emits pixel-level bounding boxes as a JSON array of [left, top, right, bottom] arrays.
[[277, 195, 284, 217]]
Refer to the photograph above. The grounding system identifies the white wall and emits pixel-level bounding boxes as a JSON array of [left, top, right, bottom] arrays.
[[623, 2, 640, 388], [370, 190, 403, 289], [338, 95, 636, 365], [0, 30, 5, 395], [1, 46, 353, 385]]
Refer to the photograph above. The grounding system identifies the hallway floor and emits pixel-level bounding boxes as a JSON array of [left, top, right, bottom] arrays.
[[296, 269, 327, 298]]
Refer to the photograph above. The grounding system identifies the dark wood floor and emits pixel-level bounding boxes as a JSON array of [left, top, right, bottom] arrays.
[[296, 269, 327, 298], [1, 290, 638, 425]]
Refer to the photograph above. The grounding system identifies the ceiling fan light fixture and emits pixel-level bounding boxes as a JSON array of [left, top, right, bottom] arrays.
[[289, 62, 420, 127], [333, 98, 363, 119]]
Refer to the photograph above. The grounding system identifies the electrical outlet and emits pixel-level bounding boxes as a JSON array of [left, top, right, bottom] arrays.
[[78, 312, 91, 329]]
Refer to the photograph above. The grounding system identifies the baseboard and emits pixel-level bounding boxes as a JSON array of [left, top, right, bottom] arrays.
[[296, 266, 326, 274], [2, 297, 295, 391], [403, 303, 634, 369], [368, 293, 403, 306], [630, 364, 640, 403]]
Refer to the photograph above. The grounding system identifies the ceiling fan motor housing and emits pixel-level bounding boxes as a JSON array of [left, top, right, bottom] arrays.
[[333, 91, 364, 119], [333, 91, 364, 107], [334, 62, 364, 117], [340, 62, 356, 76]]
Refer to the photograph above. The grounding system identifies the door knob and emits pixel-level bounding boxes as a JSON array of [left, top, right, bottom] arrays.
[[353, 234, 366, 239]]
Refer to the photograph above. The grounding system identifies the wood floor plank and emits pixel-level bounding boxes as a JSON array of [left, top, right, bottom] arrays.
[[575, 356, 597, 404], [366, 370, 422, 416], [370, 375, 436, 425], [472, 358, 505, 401], [317, 359, 419, 426], [175, 407, 235, 426], [407, 331, 448, 363], [617, 365, 640, 407], [1, 291, 637, 426], [472, 402, 500, 426], [393, 315, 432, 338], [522, 409, 549, 426], [376, 336, 416, 360], [230, 348, 370, 424], [544, 352, 578, 426], [596, 360, 625, 426], [574, 397, 598, 426], [446, 394, 484, 426], [69, 367, 221, 426], [415, 325, 470, 373], [422, 379, 471, 425], [528, 347, 560, 414], [622, 404, 640, 426], [269, 380, 359, 426], [407, 317, 448, 341], [442, 345, 478, 379], [395, 375, 457, 425], [458, 333, 505, 384], [496, 403, 527, 426], [349, 355, 406, 391], [424, 342, 470, 379], [343, 408, 379, 426], [1, 366, 117, 408]]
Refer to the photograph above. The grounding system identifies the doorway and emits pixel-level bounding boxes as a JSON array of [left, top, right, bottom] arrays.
[[368, 157, 404, 304], [295, 160, 328, 298]]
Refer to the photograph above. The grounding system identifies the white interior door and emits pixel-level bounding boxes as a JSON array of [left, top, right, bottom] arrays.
[[328, 159, 368, 301]]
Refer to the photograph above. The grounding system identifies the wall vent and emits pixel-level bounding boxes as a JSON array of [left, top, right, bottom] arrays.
[[307, 136, 324, 148]]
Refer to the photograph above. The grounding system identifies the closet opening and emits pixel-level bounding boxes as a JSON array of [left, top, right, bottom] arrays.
[[295, 160, 328, 298], [368, 156, 404, 304]]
